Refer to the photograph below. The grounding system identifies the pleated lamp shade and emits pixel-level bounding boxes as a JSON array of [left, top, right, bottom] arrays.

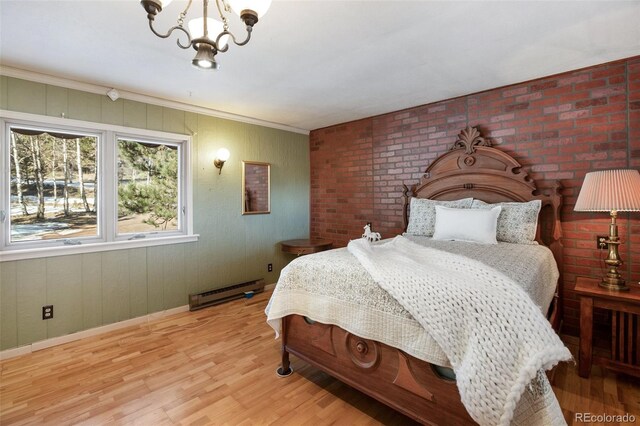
[[574, 169, 640, 212]]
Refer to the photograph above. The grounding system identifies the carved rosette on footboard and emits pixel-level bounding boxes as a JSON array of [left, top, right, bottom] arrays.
[[282, 315, 475, 425]]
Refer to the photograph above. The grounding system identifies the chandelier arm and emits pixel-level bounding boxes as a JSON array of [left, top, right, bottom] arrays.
[[215, 0, 230, 31], [148, 20, 193, 49], [180, 0, 194, 20], [216, 26, 252, 52]]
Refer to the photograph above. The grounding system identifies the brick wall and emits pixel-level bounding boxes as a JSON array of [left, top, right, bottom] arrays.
[[310, 56, 640, 337]]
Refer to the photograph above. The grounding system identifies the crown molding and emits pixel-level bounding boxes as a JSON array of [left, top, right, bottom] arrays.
[[0, 66, 310, 135]]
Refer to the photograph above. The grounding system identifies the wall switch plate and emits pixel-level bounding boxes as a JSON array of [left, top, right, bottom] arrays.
[[597, 236, 608, 250], [42, 305, 54, 320], [268, 263, 273, 272]]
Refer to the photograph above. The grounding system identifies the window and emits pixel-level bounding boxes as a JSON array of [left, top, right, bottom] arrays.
[[117, 138, 180, 234], [8, 127, 99, 242], [1, 112, 195, 261]]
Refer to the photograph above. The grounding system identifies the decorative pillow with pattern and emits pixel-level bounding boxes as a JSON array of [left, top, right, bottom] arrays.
[[471, 199, 542, 244], [406, 197, 474, 236]]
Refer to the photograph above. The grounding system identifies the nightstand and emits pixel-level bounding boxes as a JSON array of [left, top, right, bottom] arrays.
[[280, 239, 332, 256], [575, 276, 640, 378]]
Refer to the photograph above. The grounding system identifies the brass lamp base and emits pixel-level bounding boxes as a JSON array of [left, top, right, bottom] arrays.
[[599, 279, 629, 292], [598, 210, 629, 292]]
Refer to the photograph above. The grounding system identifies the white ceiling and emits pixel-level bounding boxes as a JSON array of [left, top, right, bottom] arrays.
[[1, 1, 640, 133]]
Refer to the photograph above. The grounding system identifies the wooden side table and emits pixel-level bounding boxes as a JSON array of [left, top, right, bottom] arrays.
[[280, 239, 332, 256], [575, 276, 640, 378]]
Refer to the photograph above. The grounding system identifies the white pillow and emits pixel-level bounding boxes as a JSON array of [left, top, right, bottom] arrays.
[[432, 205, 502, 244], [471, 199, 541, 244], [406, 197, 474, 236]]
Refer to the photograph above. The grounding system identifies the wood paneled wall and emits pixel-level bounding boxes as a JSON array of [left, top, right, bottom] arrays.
[[0, 76, 310, 351]]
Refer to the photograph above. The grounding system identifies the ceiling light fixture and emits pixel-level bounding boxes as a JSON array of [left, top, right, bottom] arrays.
[[140, 0, 271, 70]]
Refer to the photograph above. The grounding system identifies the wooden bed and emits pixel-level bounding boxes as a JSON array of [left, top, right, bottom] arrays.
[[276, 126, 564, 425]]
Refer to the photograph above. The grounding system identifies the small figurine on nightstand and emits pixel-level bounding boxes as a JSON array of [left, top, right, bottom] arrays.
[[362, 223, 381, 242]]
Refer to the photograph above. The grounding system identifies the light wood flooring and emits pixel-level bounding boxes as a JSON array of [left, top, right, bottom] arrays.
[[1, 291, 638, 425]]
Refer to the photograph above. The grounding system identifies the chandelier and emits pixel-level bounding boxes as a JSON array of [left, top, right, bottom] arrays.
[[140, 0, 271, 70]]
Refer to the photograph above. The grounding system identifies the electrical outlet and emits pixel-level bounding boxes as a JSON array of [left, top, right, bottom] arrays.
[[597, 236, 608, 250], [42, 305, 53, 320], [268, 263, 273, 272]]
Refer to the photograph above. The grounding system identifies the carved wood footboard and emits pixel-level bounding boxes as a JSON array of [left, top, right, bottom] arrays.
[[280, 315, 475, 425]]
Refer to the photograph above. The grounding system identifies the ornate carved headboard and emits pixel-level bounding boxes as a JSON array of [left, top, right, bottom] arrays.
[[402, 126, 562, 245], [401, 126, 563, 327]]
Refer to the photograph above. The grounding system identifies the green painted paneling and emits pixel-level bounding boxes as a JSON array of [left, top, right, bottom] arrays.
[[0, 76, 8, 110], [81, 253, 103, 330], [16, 259, 47, 346], [146, 246, 165, 313], [185, 112, 198, 138], [0, 76, 310, 351], [123, 100, 147, 129], [162, 245, 186, 309], [101, 97, 124, 126], [163, 107, 185, 134], [7, 78, 46, 114], [183, 242, 200, 295], [146, 104, 163, 131], [68, 89, 101, 122], [101, 251, 131, 324], [128, 248, 148, 318], [0, 263, 18, 350], [45, 85, 68, 118], [46, 256, 83, 338]]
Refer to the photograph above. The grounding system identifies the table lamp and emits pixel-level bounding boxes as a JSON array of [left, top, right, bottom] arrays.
[[574, 169, 640, 291]]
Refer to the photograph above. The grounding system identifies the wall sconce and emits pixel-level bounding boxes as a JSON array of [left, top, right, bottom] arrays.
[[214, 148, 231, 174]]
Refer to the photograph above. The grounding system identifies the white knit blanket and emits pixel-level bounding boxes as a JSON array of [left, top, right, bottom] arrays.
[[347, 236, 572, 426]]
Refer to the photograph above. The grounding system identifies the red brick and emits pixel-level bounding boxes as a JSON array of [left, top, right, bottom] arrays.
[[559, 110, 589, 120], [575, 98, 607, 109], [575, 79, 606, 91], [531, 80, 558, 92], [557, 74, 590, 86], [591, 86, 626, 98], [591, 65, 625, 79], [502, 86, 529, 97], [543, 104, 572, 114], [506, 102, 530, 111], [516, 92, 543, 103], [490, 113, 515, 123]]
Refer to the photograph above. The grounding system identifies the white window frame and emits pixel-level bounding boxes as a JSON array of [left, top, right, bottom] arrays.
[[113, 134, 186, 240], [0, 110, 197, 262]]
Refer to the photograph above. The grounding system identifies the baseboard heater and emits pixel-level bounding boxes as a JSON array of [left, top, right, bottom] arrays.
[[189, 279, 265, 311]]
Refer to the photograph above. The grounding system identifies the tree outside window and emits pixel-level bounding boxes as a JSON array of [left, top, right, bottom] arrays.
[[9, 127, 98, 242], [117, 139, 179, 234]]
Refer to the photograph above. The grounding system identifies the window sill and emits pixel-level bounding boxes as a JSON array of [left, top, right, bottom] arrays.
[[0, 234, 199, 262]]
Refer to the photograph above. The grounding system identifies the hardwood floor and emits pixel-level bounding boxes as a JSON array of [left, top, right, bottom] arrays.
[[1, 291, 638, 425]]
